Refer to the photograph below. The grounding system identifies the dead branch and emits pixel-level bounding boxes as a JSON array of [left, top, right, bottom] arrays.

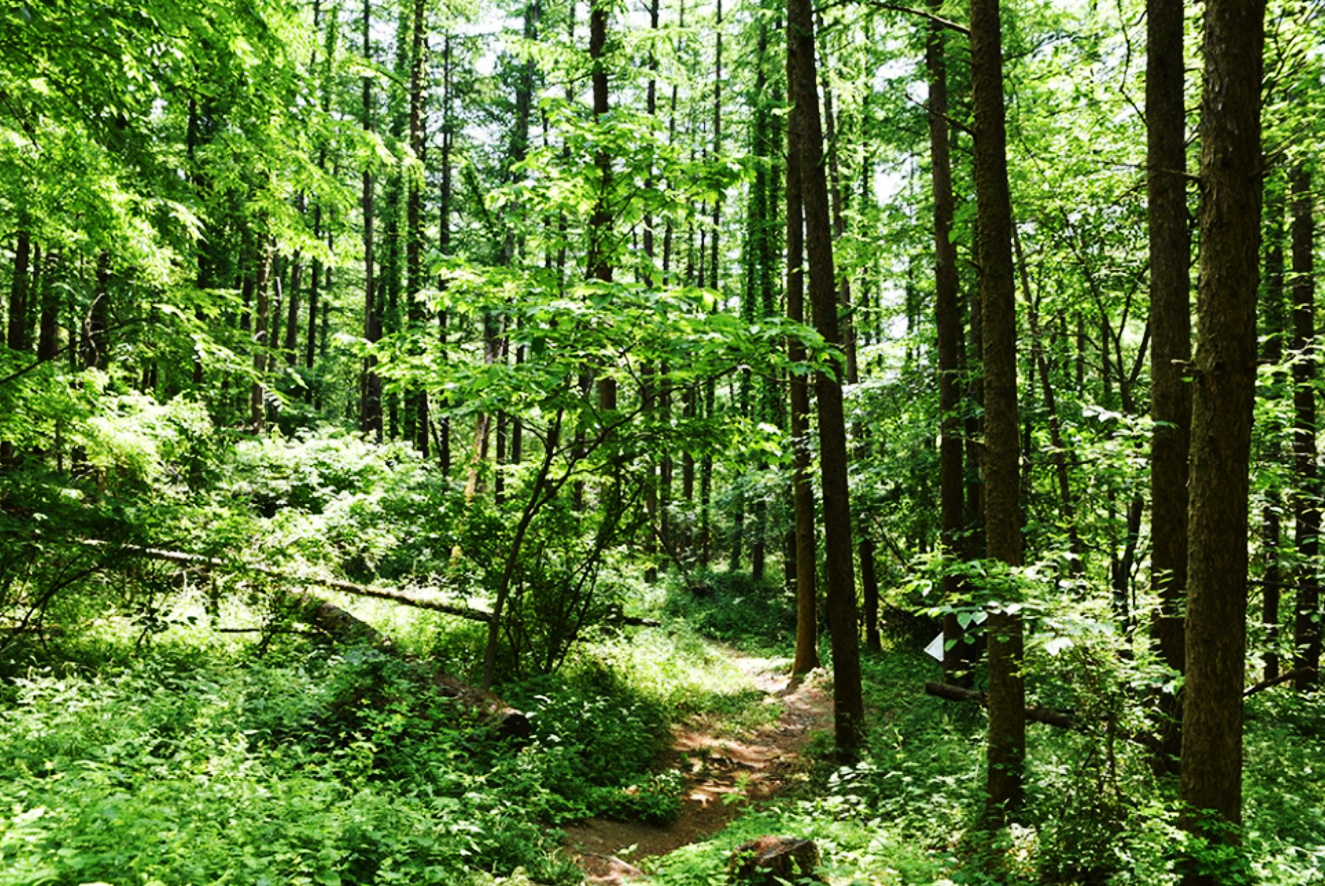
[[80, 540, 494, 623], [1244, 667, 1317, 698], [924, 680, 1079, 730]]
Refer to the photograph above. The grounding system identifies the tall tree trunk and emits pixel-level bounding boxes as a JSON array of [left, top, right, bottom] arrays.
[[1179, 0, 1264, 874], [927, 6, 970, 686], [437, 34, 455, 475], [359, 0, 383, 442], [786, 77, 819, 680], [1290, 166, 1319, 692], [787, 0, 862, 753], [1147, 0, 1191, 780], [589, 0, 614, 415], [407, 0, 429, 453], [1261, 183, 1286, 686], [970, 0, 1025, 824], [822, 36, 879, 651]]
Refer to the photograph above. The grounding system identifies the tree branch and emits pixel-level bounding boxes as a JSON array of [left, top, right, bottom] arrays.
[[924, 681, 1078, 730], [822, 0, 970, 35]]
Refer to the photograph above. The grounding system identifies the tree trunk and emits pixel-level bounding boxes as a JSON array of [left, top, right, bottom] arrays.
[[787, 0, 863, 754], [36, 249, 58, 364], [589, 0, 615, 417], [83, 250, 110, 370], [786, 125, 819, 678], [970, 0, 1025, 824], [1290, 166, 1319, 692], [249, 239, 272, 432], [8, 230, 30, 353], [406, 0, 428, 454], [1179, 0, 1264, 875], [359, 0, 382, 442], [1147, 0, 1191, 780], [437, 34, 455, 474], [927, 6, 970, 686], [1261, 182, 1287, 686]]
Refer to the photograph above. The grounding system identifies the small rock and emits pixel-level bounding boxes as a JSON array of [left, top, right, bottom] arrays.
[[726, 835, 823, 885], [579, 852, 648, 884]]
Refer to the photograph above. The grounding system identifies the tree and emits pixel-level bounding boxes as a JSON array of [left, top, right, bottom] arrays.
[[787, 0, 864, 755], [1290, 165, 1319, 692], [926, 1, 970, 688], [360, 0, 384, 442], [1180, 0, 1264, 876], [1146, 0, 1191, 778], [969, 0, 1024, 825], [786, 122, 819, 679]]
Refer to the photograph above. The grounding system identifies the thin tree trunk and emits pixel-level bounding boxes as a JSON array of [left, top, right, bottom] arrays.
[[787, 0, 863, 754], [8, 230, 30, 352], [1290, 166, 1319, 692], [822, 36, 879, 651], [589, 0, 615, 416], [83, 250, 110, 370], [249, 240, 272, 431], [407, 0, 429, 453], [359, 0, 382, 441], [927, 5, 970, 686], [786, 80, 819, 680], [36, 250, 58, 364], [1261, 185, 1286, 686], [437, 34, 454, 475]]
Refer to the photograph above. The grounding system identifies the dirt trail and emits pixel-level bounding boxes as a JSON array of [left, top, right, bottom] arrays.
[[563, 653, 834, 883]]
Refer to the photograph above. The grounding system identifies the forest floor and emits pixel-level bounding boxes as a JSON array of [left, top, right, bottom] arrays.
[[563, 650, 835, 884]]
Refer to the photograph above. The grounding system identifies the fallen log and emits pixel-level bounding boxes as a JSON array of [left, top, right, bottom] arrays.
[[77, 540, 528, 738], [286, 589, 530, 739]]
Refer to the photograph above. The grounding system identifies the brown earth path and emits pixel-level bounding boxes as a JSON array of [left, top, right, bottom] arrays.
[[562, 652, 835, 884]]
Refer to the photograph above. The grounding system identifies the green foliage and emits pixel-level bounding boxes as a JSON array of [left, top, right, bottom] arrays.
[[0, 637, 653, 885], [661, 569, 796, 650]]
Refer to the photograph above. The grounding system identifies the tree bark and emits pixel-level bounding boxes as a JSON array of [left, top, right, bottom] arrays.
[[249, 240, 272, 431], [927, 5, 970, 686], [84, 250, 110, 370], [1261, 182, 1286, 686], [36, 249, 58, 364], [1179, 0, 1263, 874], [970, 0, 1025, 825], [786, 134, 819, 678], [787, 0, 863, 754], [589, 0, 615, 418], [8, 230, 30, 353], [1290, 166, 1319, 692], [1146, 0, 1191, 780], [359, 0, 382, 442]]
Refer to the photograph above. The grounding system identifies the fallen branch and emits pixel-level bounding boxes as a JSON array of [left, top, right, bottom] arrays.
[[924, 681, 1079, 731], [86, 540, 661, 628], [1244, 667, 1317, 698], [81, 540, 494, 623]]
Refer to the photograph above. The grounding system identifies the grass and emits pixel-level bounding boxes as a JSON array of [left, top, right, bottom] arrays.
[[1, 566, 1323, 886]]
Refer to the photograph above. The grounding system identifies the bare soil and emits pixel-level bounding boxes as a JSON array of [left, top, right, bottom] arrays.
[[562, 652, 835, 884]]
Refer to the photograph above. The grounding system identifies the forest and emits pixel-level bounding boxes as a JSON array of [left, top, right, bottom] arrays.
[[0, 0, 1322, 882]]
